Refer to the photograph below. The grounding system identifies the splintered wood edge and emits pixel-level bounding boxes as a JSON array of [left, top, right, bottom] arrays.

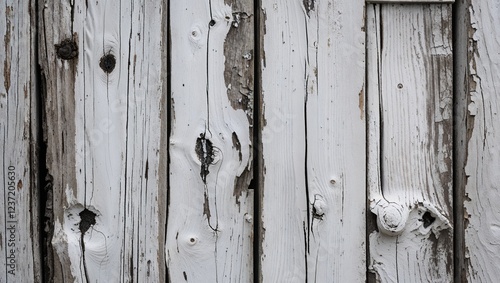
[[366, 0, 454, 3]]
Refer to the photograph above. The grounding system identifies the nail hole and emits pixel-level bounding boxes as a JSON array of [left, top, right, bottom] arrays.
[[397, 83, 403, 89], [55, 39, 78, 60], [209, 19, 216, 26], [99, 54, 116, 73], [190, 238, 195, 243]]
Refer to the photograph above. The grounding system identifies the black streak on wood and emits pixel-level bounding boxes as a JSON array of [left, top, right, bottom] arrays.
[[55, 38, 78, 60], [195, 133, 214, 183], [79, 209, 96, 283]]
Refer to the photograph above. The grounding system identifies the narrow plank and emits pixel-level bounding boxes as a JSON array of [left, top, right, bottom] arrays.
[[456, 0, 500, 281], [166, 0, 254, 281], [366, 4, 454, 282], [259, 0, 366, 281], [39, 1, 167, 281], [0, 1, 41, 282]]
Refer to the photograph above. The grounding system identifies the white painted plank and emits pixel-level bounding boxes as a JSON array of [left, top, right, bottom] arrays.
[[457, 0, 500, 281], [0, 1, 41, 282], [39, 1, 167, 281], [259, 0, 366, 281], [166, 0, 254, 282], [366, 4, 453, 282]]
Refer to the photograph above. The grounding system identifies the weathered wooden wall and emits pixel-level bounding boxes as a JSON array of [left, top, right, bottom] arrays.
[[2, 0, 500, 282], [0, 1, 41, 282]]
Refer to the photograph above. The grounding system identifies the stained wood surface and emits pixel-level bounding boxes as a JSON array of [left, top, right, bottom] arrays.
[[258, 0, 366, 281], [456, 0, 500, 281], [366, 4, 454, 282], [166, 0, 254, 281], [39, 1, 167, 281], [0, 1, 41, 282]]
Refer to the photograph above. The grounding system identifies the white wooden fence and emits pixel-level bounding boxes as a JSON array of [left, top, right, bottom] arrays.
[[1, 0, 499, 282]]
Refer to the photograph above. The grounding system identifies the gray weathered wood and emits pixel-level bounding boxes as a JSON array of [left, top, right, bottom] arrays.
[[166, 0, 254, 281], [367, 4, 454, 282], [0, 1, 41, 282], [258, 0, 366, 281], [455, 0, 500, 281], [39, 1, 168, 281]]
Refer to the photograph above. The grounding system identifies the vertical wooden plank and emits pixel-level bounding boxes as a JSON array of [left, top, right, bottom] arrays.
[[39, 1, 167, 281], [455, 0, 500, 281], [166, 0, 254, 281], [366, 4, 453, 282], [0, 1, 41, 282], [258, 0, 366, 281]]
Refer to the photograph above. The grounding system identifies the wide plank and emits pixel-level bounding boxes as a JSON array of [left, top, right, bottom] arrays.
[[39, 1, 167, 281], [166, 0, 254, 281], [258, 0, 366, 281], [366, 4, 454, 282]]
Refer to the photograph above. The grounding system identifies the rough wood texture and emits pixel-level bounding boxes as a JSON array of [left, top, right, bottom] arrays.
[[258, 0, 366, 281], [39, 1, 167, 281], [455, 0, 500, 281], [0, 1, 41, 282], [366, 4, 453, 282], [166, 0, 254, 281]]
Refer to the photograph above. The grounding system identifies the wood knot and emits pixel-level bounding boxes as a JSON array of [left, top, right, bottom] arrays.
[[99, 54, 116, 73], [374, 201, 408, 236], [195, 133, 214, 183], [55, 39, 78, 60], [79, 208, 97, 234]]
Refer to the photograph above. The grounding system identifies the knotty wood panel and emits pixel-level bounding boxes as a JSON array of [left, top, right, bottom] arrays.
[[0, 1, 41, 282], [39, 1, 168, 281], [366, 4, 453, 282], [258, 0, 366, 281], [166, 0, 254, 281], [455, 0, 500, 281]]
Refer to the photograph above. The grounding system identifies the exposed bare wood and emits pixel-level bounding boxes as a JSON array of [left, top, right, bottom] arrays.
[[166, 0, 254, 281], [258, 0, 366, 281], [0, 1, 41, 282], [39, 1, 167, 281], [367, 4, 453, 282]]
